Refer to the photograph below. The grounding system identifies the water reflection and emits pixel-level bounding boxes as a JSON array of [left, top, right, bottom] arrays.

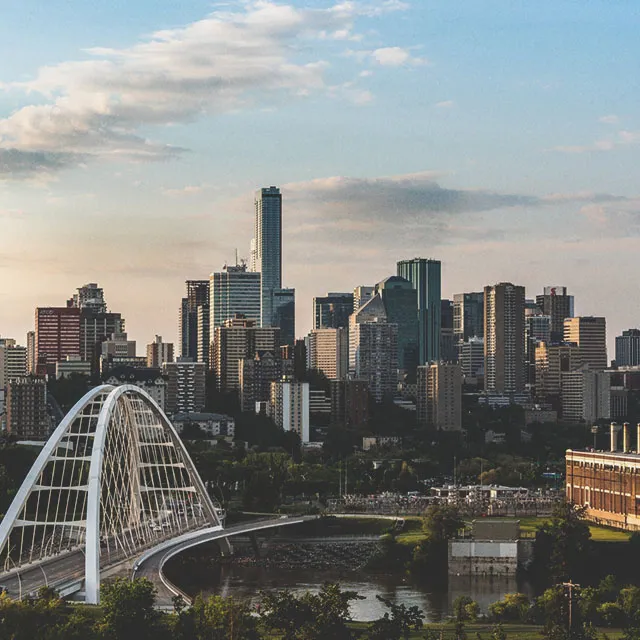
[[192, 564, 533, 622]]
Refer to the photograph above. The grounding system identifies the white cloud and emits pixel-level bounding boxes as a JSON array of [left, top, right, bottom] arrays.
[[0, 1, 409, 178], [599, 114, 619, 124], [371, 46, 427, 67], [435, 100, 454, 109]]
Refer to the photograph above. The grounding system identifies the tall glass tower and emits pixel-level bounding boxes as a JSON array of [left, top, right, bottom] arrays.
[[254, 186, 282, 327], [397, 258, 441, 365]]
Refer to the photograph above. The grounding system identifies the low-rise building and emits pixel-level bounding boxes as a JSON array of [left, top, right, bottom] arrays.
[[56, 356, 92, 379], [103, 366, 167, 411], [362, 436, 402, 451], [172, 412, 235, 438]]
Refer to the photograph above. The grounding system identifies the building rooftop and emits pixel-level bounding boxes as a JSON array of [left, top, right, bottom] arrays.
[[173, 412, 234, 422]]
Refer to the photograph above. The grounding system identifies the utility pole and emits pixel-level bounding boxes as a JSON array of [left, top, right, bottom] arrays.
[[345, 458, 348, 496], [562, 581, 580, 631], [339, 460, 342, 498]]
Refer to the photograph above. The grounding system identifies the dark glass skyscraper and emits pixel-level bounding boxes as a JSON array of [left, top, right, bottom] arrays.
[[179, 280, 209, 360], [536, 286, 574, 342], [254, 186, 282, 327], [616, 329, 640, 367], [397, 258, 441, 364], [313, 292, 354, 329]]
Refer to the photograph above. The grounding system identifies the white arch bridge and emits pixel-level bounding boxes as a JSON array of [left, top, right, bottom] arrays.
[[0, 385, 312, 604]]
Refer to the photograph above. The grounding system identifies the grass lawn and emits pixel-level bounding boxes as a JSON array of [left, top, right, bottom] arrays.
[[517, 516, 631, 542]]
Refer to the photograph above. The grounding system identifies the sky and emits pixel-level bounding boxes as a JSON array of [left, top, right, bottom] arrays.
[[0, 0, 639, 356]]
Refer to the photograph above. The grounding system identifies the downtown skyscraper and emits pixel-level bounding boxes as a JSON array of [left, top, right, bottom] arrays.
[[253, 186, 282, 328], [397, 258, 441, 365]]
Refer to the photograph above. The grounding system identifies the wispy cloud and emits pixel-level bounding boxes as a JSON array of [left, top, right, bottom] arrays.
[[370, 46, 427, 67], [0, 1, 409, 178], [599, 114, 619, 124], [434, 100, 455, 109], [553, 128, 640, 154]]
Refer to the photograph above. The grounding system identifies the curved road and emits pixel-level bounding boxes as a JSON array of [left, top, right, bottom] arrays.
[[133, 516, 317, 607]]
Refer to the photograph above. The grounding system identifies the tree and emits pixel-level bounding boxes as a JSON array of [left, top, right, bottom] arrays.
[[422, 504, 463, 542], [366, 597, 424, 640], [453, 596, 479, 622], [488, 593, 530, 623], [531, 501, 591, 586], [98, 578, 165, 640], [173, 594, 259, 640], [259, 582, 362, 640]]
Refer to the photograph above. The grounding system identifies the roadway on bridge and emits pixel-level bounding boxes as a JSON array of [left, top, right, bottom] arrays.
[[133, 516, 316, 608]]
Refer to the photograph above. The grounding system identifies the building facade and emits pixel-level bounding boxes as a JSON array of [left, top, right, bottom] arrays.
[[535, 341, 581, 399], [484, 283, 525, 394], [330, 378, 369, 426], [209, 264, 261, 333], [35, 307, 81, 376], [440, 299, 457, 363], [397, 258, 442, 365], [353, 286, 375, 311], [254, 186, 282, 328], [307, 328, 348, 380], [104, 366, 167, 411], [146, 335, 174, 369], [179, 280, 209, 360], [453, 292, 484, 343], [163, 358, 206, 415], [313, 293, 354, 329], [536, 286, 574, 342], [615, 329, 640, 367], [417, 362, 462, 431], [460, 337, 485, 380], [564, 316, 607, 371], [273, 288, 295, 348], [6, 377, 49, 440], [239, 350, 283, 412], [269, 379, 310, 443]]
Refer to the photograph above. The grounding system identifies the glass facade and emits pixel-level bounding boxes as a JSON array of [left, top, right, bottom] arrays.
[[313, 292, 354, 329]]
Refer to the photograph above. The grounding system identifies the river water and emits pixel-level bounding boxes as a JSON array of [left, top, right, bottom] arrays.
[[186, 563, 534, 622]]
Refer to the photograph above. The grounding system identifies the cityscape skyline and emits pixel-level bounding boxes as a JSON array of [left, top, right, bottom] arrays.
[[1, 1, 639, 354]]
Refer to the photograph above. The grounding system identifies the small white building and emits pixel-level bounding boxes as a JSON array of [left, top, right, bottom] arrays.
[[172, 412, 235, 438]]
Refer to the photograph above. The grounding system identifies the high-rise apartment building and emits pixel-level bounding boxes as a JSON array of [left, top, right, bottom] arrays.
[[615, 329, 640, 367], [349, 295, 398, 402], [273, 288, 295, 348], [397, 258, 441, 365], [376, 276, 418, 373], [26, 331, 36, 375], [239, 351, 283, 412], [212, 315, 280, 392], [536, 286, 574, 342], [307, 328, 348, 380], [535, 341, 581, 399], [0, 341, 27, 388], [35, 307, 81, 376], [179, 280, 209, 360], [80, 310, 125, 373], [253, 186, 282, 327], [313, 293, 354, 329], [330, 379, 369, 426], [197, 305, 210, 366], [416, 362, 462, 431], [484, 282, 525, 394], [6, 377, 49, 440], [564, 316, 607, 371], [269, 379, 310, 443], [453, 293, 484, 343], [460, 337, 484, 379], [68, 283, 107, 313], [146, 335, 174, 368], [210, 264, 261, 335], [353, 286, 375, 312], [525, 307, 551, 386], [163, 358, 206, 415], [560, 367, 615, 423]]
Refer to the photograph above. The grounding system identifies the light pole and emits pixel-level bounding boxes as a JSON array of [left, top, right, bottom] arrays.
[[562, 581, 580, 631]]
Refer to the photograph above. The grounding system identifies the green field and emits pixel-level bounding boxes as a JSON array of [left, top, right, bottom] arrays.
[[517, 516, 631, 542]]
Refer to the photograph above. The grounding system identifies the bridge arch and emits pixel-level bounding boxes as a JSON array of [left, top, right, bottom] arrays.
[[0, 384, 220, 603]]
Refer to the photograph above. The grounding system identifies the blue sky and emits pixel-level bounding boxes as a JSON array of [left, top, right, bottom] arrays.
[[0, 0, 639, 354]]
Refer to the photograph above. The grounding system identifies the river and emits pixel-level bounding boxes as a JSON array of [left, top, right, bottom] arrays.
[[172, 560, 534, 622]]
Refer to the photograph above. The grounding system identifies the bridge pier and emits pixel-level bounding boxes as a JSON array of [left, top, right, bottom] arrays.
[[248, 532, 261, 560], [219, 536, 234, 556]]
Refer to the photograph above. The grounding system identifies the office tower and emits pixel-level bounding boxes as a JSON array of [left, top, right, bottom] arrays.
[[453, 293, 484, 343], [536, 286, 574, 342], [68, 283, 107, 313], [163, 358, 206, 415], [197, 305, 210, 366], [330, 379, 369, 426], [460, 337, 484, 379], [535, 341, 581, 398], [146, 335, 174, 368], [564, 317, 607, 370], [353, 286, 374, 311], [294, 339, 307, 380], [179, 280, 209, 359], [101, 332, 136, 358], [561, 367, 614, 423], [525, 307, 551, 386], [239, 351, 283, 412], [0, 341, 27, 388], [376, 276, 419, 373], [269, 379, 310, 443], [212, 315, 280, 392], [484, 282, 526, 393], [35, 307, 81, 376], [273, 288, 295, 348], [440, 299, 457, 363], [253, 186, 282, 327], [80, 310, 125, 374], [307, 328, 348, 380], [26, 331, 35, 375], [416, 362, 462, 431], [615, 329, 640, 367], [313, 293, 354, 329], [210, 264, 261, 334], [104, 366, 167, 411], [397, 258, 442, 365], [6, 377, 49, 439], [348, 295, 398, 402]]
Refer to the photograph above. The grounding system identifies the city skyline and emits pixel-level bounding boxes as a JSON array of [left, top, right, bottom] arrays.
[[1, 1, 639, 352]]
